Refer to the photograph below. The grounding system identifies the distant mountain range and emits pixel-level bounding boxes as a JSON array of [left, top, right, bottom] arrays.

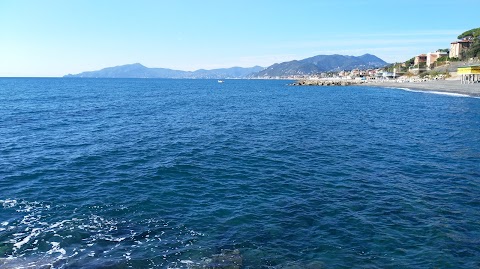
[[64, 54, 388, 79], [253, 54, 388, 77], [64, 64, 264, 79]]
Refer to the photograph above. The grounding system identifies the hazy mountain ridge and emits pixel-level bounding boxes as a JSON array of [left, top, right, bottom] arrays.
[[64, 64, 264, 79], [64, 54, 387, 79], [253, 54, 388, 77]]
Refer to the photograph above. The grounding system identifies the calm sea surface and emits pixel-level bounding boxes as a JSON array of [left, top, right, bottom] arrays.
[[1, 78, 479, 268]]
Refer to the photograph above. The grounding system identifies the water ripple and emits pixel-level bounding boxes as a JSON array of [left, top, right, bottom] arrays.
[[1, 79, 479, 268]]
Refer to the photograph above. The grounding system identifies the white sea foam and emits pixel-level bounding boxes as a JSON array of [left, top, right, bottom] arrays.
[[3, 198, 203, 268], [388, 87, 479, 98], [104, 235, 126, 242], [1, 199, 18, 208], [49, 219, 69, 229], [47, 242, 66, 256], [427, 91, 473, 97], [13, 228, 41, 250]]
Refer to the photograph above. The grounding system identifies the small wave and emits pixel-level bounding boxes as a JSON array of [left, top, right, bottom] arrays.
[[13, 228, 41, 250], [386, 87, 479, 98], [1, 199, 18, 208], [427, 91, 478, 98], [46, 242, 67, 256], [1, 198, 205, 268]]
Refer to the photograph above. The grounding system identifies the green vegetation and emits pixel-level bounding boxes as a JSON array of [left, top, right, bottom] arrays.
[[404, 57, 414, 68], [467, 42, 480, 58], [414, 62, 427, 69], [419, 70, 451, 79], [435, 56, 460, 64], [436, 56, 448, 62], [458, 27, 480, 58], [384, 62, 407, 73], [428, 70, 441, 77], [458, 27, 480, 39], [404, 28, 480, 66]]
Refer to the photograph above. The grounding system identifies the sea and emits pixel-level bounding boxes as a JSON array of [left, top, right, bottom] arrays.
[[1, 78, 479, 268]]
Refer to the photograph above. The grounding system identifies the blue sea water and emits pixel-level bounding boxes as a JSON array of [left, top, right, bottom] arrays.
[[1, 78, 480, 268]]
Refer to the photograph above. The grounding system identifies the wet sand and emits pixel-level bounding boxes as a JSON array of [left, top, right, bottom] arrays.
[[368, 80, 480, 97]]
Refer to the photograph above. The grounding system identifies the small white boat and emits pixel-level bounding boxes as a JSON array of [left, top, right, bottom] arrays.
[[218, 80, 224, 83]]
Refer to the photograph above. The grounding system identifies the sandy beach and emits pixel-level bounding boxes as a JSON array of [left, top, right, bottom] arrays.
[[367, 80, 480, 97]]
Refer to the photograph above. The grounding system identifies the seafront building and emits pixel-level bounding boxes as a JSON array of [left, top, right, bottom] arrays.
[[426, 50, 449, 68], [409, 54, 428, 74], [414, 54, 427, 66], [450, 39, 473, 59]]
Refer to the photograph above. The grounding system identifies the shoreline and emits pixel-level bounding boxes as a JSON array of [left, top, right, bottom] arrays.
[[292, 79, 480, 97], [367, 80, 480, 97]]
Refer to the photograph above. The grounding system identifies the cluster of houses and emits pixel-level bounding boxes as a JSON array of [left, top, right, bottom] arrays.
[[298, 68, 397, 81], [283, 36, 479, 83], [410, 38, 480, 83], [324, 37, 479, 81], [409, 38, 475, 74], [287, 69, 389, 80]]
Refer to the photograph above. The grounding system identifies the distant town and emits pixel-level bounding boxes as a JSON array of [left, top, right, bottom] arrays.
[[290, 27, 479, 83], [64, 27, 479, 84]]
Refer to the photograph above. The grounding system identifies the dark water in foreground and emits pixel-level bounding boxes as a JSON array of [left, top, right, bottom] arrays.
[[1, 78, 479, 268]]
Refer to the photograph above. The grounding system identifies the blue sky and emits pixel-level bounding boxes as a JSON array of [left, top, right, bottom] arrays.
[[1, 0, 478, 77]]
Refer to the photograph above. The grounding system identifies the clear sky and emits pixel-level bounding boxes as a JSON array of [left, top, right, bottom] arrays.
[[1, 0, 478, 77]]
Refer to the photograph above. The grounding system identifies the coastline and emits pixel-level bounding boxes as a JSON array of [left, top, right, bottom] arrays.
[[292, 79, 480, 97], [367, 80, 480, 97]]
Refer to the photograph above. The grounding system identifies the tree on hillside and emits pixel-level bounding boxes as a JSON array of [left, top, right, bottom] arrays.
[[467, 42, 480, 58], [404, 57, 414, 67], [458, 27, 480, 58], [458, 27, 480, 39]]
